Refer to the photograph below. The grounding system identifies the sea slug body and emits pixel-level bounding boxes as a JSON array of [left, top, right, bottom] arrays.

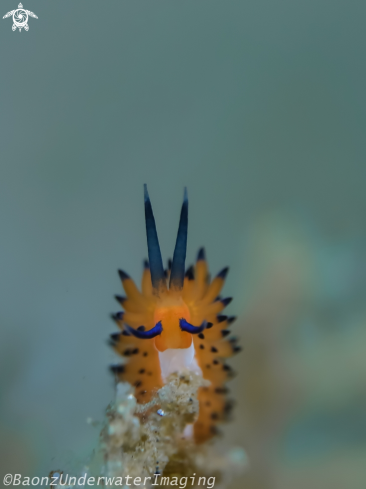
[[110, 185, 241, 443]]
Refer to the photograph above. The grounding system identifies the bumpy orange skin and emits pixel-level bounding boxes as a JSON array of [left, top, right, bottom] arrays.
[[154, 297, 192, 351], [111, 257, 239, 443]]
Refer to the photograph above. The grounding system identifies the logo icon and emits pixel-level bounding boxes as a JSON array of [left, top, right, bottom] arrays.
[[3, 3, 38, 32]]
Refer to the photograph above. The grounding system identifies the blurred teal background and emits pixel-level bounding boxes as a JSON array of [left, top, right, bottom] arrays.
[[0, 1, 366, 488]]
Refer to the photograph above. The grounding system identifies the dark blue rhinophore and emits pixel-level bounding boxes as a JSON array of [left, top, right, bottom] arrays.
[[179, 318, 208, 334], [169, 187, 188, 290], [124, 321, 163, 339], [144, 184, 166, 290]]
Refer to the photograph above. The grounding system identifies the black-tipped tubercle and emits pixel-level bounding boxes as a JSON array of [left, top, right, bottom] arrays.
[[179, 318, 208, 334], [221, 297, 233, 307], [144, 184, 166, 290], [185, 265, 194, 280], [110, 364, 125, 374], [110, 332, 121, 342], [197, 247, 205, 261], [217, 267, 229, 279], [111, 311, 124, 321], [114, 295, 126, 305], [118, 269, 130, 281], [143, 259, 149, 269]]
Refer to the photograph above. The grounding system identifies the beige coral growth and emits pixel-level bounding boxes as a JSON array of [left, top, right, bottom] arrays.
[[52, 371, 246, 488]]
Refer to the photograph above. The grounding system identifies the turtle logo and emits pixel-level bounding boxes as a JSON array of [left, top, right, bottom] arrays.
[[3, 3, 38, 32]]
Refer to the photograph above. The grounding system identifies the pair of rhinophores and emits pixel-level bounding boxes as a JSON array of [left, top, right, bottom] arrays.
[[110, 185, 241, 443]]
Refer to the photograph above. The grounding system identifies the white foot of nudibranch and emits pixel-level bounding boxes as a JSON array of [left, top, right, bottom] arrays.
[[158, 342, 202, 382]]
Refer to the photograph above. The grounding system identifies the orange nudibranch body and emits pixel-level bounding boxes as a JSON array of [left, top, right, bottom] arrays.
[[153, 296, 192, 351], [110, 186, 240, 443]]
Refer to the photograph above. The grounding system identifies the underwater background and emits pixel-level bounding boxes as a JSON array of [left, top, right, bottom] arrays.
[[0, 1, 366, 488]]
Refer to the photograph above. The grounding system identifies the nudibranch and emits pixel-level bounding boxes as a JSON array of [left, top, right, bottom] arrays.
[[110, 185, 241, 443]]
